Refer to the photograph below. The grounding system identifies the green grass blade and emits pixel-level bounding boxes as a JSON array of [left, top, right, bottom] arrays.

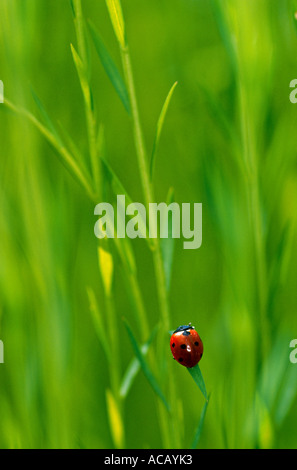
[[71, 0, 92, 79], [101, 157, 155, 248], [120, 325, 159, 399], [57, 120, 90, 176], [69, 0, 75, 17], [106, 389, 125, 449], [105, 0, 126, 49], [97, 123, 105, 159], [123, 319, 170, 412], [210, 0, 237, 72], [88, 21, 130, 114], [4, 99, 95, 201], [115, 236, 137, 275], [199, 84, 240, 153], [275, 364, 297, 425], [187, 364, 208, 401], [87, 287, 110, 361], [191, 394, 210, 449], [31, 88, 63, 147], [101, 157, 134, 205], [98, 245, 114, 298], [161, 187, 175, 292], [71, 43, 93, 111], [150, 81, 178, 180]]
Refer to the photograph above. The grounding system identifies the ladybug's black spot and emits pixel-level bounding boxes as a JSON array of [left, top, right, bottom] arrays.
[[200, 353, 203, 358], [180, 344, 187, 349], [194, 341, 199, 346], [182, 330, 190, 336], [178, 358, 184, 363], [172, 343, 175, 348]]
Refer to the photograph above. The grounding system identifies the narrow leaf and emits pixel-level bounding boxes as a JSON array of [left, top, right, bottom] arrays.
[[120, 325, 159, 399], [31, 88, 63, 146], [71, 0, 92, 78], [161, 187, 175, 292], [98, 245, 114, 297], [69, 0, 75, 18], [115, 236, 137, 275], [88, 21, 130, 114], [96, 160, 137, 275], [210, 0, 237, 72], [101, 157, 133, 205], [57, 119, 90, 176], [106, 389, 124, 449], [97, 123, 105, 159], [191, 395, 210, 449], [101, 157, 155, 248], [105, 0, 126, 49], [150, 81, 178, 180], [275, 363, 297, 425], [71, 43, 93, 111], [87, 287, 110, 361], [199, 84, 240, 152], [187, 364, 208, 401], [123, 319, 170, 411], [4, 99, 95, 201]]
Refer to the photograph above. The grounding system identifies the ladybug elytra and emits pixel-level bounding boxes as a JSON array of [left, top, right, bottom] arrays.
[[170, 323, 203, 368]]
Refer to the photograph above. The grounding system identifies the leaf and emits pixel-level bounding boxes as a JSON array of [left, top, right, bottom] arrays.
[[115, 236, 137, 276], [101, 157, 133, 205], [120, 325, 159, 399], [31, 88, 63, 147], [106, 389, 124, 449], [86, 287, 110, 361], [191, 395, 210, 449], [199, 84, 240, 153], [275, 363, 297, 425], [97, 123, 106, 159], [71, 0, 92, 78], [4, 99, 95, 201], [105, 0, 126, 49], [210, 0, 237, 73], [101, 157, 155, 248], [187, 364, 208, 401], [150, 81, 178, 180], [57, 120, 90, 175], [161, 187, 175, 292], [88, 21, 130, 114], [123, 319, 170, 412], [71, 43, 93, 111], [69, 0, 75, 18], [98, 245, 114, 297]]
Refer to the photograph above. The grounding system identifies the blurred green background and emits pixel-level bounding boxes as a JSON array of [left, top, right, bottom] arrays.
[[1, 0, 297, 449]]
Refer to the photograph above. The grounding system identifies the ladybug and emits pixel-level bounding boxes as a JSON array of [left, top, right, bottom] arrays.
[[170, 323, 203, 368]]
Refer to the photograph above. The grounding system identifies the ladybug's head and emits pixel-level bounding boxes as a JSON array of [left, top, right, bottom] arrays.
[[173, 323, 195, 334]]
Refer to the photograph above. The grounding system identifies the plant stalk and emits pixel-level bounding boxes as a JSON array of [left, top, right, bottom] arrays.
[[120, 43, 181, 449]]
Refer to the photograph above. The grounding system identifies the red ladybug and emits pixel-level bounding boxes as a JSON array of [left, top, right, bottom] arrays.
[[170, 323, 203, 368]]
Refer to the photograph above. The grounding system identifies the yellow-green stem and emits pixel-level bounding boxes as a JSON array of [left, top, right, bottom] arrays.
[[73, 0, 101, 194], [120, 43, 181, 449]]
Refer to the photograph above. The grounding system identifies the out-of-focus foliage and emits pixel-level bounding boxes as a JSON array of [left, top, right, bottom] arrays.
[[0, 0, 297, 449]]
